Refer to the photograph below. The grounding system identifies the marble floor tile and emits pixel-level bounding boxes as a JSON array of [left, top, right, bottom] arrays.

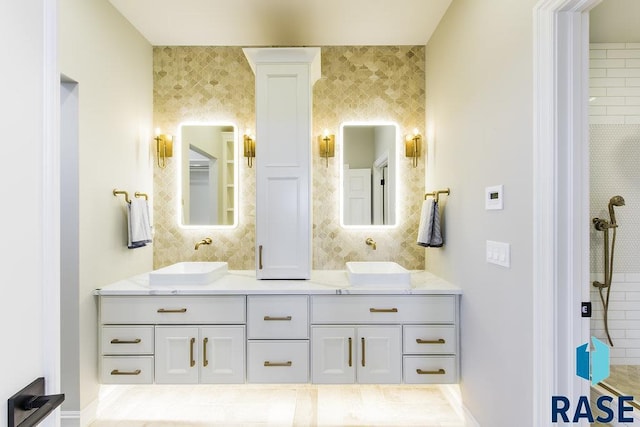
[[90, 384, 467, 427]]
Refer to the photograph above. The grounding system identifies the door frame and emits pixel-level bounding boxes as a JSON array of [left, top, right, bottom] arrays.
[[43, 0, 61, 416], [533, 0, 601, 424]]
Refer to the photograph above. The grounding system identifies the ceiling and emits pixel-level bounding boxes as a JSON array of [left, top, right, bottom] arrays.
[[108, 0, 453, 46]]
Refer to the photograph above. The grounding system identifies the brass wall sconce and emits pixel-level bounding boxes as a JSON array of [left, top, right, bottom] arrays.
[[318, 130, 335, 167], [154, 128, 173, 169], [243, 130, 255, 168], [405, 128, 421, 168]]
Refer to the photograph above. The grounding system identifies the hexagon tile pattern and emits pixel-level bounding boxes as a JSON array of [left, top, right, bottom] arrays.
[[153, 46, 426, 271]]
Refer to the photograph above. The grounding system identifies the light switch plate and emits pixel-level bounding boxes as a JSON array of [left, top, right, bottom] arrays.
[[486, 240, 510, 268], [485, 185, 504, 210]]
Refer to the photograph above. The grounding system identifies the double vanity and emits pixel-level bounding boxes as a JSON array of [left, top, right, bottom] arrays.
[[95, 262, 461, 386]]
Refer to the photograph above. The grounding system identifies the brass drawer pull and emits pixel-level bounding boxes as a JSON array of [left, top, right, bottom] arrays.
[[259, 245, 263, 270], [264, 316, 292, 321], [417, 368, 446, 375], [110, 369, 141, 376], [369, 308, 398, 313], [263, 361, 292, 367], [361, 337, 366, 367], [157, 308, 187, 313], [203, 337, 209, 367], [348, 337, 352, 367], [110, 338, 142, 344], [416, 338, 446, 344], [189, 338, 196, 367]]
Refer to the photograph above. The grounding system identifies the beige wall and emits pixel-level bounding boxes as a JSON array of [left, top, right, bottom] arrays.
[[153, 46, 426, 270], [425, 0, 535, 425], [59, 0, 153, 415]]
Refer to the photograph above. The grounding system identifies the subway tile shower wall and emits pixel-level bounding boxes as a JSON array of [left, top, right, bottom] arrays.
[[590, 43, 640, 364]]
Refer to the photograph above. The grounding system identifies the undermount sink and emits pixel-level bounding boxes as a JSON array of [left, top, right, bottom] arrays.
[[346, 261, 411, 288], [148, 261, 228, 286]]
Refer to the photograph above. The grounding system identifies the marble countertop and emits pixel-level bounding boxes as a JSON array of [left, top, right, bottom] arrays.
[[94, 270, 461, 296]]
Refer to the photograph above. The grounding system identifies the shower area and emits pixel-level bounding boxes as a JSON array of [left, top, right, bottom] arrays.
[[589, 0, 640, 401]]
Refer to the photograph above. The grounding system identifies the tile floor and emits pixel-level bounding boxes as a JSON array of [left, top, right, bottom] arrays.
[[90, 384, 468, 426]]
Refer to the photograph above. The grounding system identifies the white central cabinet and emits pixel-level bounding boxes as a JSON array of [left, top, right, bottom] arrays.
[[243, 48, 321, 279], [311, 326, 401, 384]]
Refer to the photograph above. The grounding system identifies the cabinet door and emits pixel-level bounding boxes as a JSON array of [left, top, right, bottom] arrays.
[[155, 326, 199, 384], [199, 326, 245, 384], [357, 326, 401, 384], [311, 327, 355, 384], [255, 63, 312, 279]]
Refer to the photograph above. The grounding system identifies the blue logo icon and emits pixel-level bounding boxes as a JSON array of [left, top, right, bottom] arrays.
[[576, 336, 610, 385]]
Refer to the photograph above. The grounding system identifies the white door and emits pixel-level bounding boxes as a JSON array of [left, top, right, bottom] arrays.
[[344, 168, 372, 225], [311, 327, 356, 384], [155, 326, 199, 384], [357, 326, 401, 384], [255, 62, 312, 279], [200, 326, 245, 384]]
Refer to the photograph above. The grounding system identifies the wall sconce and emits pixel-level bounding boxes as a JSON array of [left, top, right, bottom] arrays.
[[154, 128, 173, 169], [318, 129, 335, 167], [243, 130, 256, 168], [405, 128, 421, 168]]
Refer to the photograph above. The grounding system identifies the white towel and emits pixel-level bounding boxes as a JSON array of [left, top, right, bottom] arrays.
[[417, 199, 443, 248], [127, 198, 153, 249]]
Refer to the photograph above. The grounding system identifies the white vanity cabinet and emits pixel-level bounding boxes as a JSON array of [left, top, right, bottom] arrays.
[[97, 274, 461, 386], [155, 326, 245, 384], [310, 295, 459, 385], [246, 295, 310, 383], [99, 295, 246, 384], [311, 326, 401, 384]]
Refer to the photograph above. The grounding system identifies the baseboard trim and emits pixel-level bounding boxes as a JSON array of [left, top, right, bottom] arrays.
[[441, 384, 480, 427], [61, 411, 80, 427]]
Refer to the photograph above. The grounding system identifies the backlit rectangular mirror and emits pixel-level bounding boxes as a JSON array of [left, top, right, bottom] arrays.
[[340, 122, 398, 227], [179, 123, 238, 228]]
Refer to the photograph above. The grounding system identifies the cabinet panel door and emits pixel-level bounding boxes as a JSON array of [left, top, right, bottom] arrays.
[[255, 63, 311, 279], [357, 326, 401, 384], [311, 327, 355, 384], [200, 326, 245, 384], [155, 326, 199, 384]]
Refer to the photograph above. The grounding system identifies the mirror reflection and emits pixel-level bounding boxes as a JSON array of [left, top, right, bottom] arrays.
[[341, 123, 398, 227], [179, 124, 237, 227]]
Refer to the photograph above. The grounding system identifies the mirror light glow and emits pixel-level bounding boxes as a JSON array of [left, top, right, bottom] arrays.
[[177, 122, 239, 230], [339, 121, 400, 229]]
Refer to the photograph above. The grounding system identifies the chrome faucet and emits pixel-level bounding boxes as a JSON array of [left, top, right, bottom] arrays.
[[365, 237, 377, 250], [195, 237, 212, 250]]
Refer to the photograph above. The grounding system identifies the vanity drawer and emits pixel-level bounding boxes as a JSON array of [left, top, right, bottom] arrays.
[[403, 356, 456, 384], [311, 295, 455, 324], [102, 326, 154, 355], [100, 296, 246, 324], [403, 325, 456, 354], [248, 295, 309, 339], [247, 341, 309, 383], [101, 356, 154, 384]]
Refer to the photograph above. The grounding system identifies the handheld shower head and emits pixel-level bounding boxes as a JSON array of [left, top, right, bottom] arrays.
[[608, 195, 625, 225]]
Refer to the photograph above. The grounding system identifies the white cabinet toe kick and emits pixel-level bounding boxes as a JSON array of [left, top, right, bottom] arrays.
[[98, 293, 459, 385]]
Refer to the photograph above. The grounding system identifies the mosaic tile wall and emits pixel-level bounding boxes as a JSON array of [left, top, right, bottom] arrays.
[[589, 44, 640, 364], [153, 46, 426, 270]]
